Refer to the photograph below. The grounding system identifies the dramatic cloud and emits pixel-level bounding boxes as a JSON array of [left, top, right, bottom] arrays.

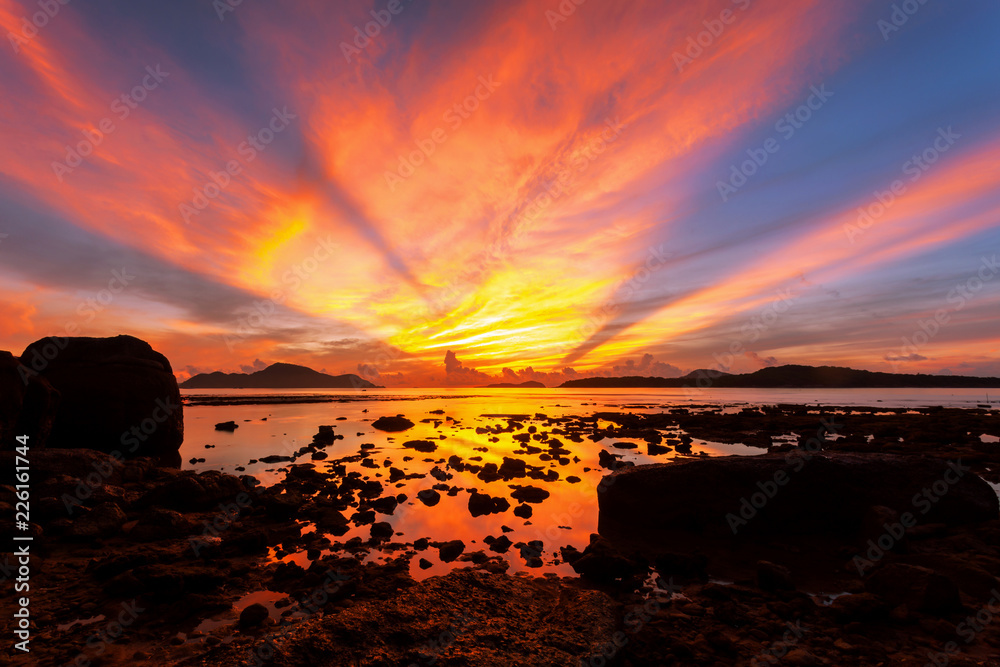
[[611, 353, 683, 378], [240, 359, 269, 374], [745, 351, 779, 368], [1, 1, 998, 383]]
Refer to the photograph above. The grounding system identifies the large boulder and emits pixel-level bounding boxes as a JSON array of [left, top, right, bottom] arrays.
[[598, 453, 999, 540], [18, 335, 183, 458], [0, 351, 59, 449]]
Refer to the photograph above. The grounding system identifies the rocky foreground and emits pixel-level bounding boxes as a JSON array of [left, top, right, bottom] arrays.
[[2, 403, 1000, 665], [4, 335, 1000, 664]]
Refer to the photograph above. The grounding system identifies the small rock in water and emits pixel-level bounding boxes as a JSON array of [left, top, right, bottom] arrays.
[[438, 540, 465, 562], [370, 522, 394, 540], [468, 492, 510, 517], [510, 486, 550, 504], [404, 440, 438, 453], [215, 421, 238, 432], [372, 416, 415, 432], [239, 603, 270, 628], [417, 489, 441, 507]]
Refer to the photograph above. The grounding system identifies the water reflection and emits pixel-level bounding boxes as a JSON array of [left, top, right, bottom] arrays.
[[178, 387, 993, 579]]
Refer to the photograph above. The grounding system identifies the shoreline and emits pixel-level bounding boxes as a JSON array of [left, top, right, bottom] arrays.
[[4, 402, 1000, 665]]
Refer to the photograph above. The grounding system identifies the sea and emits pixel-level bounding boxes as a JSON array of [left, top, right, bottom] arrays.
[[178, 387, 997, 583]]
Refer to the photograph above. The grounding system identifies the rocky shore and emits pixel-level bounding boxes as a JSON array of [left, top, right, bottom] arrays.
[[3, 336, 1000, 665]]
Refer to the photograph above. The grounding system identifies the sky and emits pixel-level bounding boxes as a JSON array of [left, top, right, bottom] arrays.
[[1, 0, 998, 387]]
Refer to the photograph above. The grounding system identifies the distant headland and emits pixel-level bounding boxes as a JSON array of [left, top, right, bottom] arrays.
[[558, 365, 1000, 389], [180, 362, 380, 389]]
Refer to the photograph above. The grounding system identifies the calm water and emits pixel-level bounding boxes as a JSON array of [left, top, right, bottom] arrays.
[[178, 387, 995, 580]]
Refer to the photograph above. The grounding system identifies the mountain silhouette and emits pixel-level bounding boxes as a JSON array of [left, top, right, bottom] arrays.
[[559, 365, 1000, 388], [180, 362, 380, 389]]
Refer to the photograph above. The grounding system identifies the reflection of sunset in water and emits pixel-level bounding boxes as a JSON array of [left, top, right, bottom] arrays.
[[179, 387, 990, 578]]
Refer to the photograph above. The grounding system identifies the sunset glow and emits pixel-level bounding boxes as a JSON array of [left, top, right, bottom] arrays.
[[2, 0, 999, 385]]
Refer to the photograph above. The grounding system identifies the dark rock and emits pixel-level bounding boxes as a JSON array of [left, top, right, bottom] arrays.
[[598, 449, 619, 470], [404, 440, 437, 453], [438, 540, 465, 562], [598, 453, 999, 539], [259, 454, 293, 464], [0, 350, 59, 450], [510, 486, 550, 504], [418, 558, 433, 570], [139, 470, 248, 512], [239, 603, 270, 628], [486, 535, 513, 553], [19, 335, 183, 458], [67, 502, 126, 539], [756, 560, 795, 591], [865, 563, 962, 615], [828, 592, 890, 623], [130, 508, 197, 541], [0, 448, 125, 489], [571, 534, 639, 584], [370, 522, 394, 540], [560, 545, 582, 565], [215, 421, 238, 432], [351, 509, 376, 525], [417, 489, 441, 507], [513, 504, 533, 519], [468, 492, 510, 517], [498, 457, 528, 478], [371, 496, 399, 515], [477, 462, 500, 482], [372, 416, 415, 432]]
